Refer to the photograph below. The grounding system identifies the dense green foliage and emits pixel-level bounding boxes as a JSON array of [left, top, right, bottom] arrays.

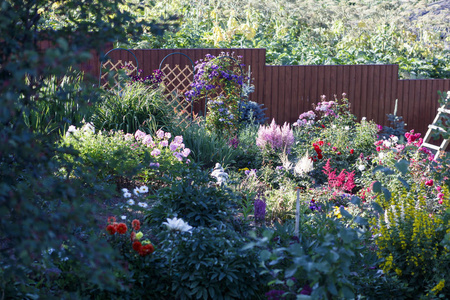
[[114, 0, 449, 79]]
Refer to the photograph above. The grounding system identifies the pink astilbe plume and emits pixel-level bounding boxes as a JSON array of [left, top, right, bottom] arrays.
[[256, 119, 294, 153], [323, 159, 355, 193]]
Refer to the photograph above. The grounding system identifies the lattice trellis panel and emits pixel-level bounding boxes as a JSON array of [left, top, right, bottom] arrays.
[[160, 64, 195, 128], [100, 60, 137, 90]]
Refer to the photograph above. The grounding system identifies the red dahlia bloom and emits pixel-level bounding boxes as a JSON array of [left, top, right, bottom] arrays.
[[139, 244, 155, 256], [130, 231, 136, 241], [117, 223, 128, 234], [132, 219, 141, 231], [350, 149, 354, 154], [106, 224, 116, 235], [132, 241, 142, 252]]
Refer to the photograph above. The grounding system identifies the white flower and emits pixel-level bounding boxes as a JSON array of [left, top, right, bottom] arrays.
[[66, 125, 77, 136], [138, 202, 148, 208], [210, 163, 229, 185], [81, 122, 95, 134], [126, 199, 135, 206], [133, 187, 141, 196], [382, 140, 391, 148], [358, 165, 365, 171], [139, 186, 149, 193], [361, 117, 366, 121], [121, 188, 129, 193], [162, 217, 193, 232], [121, 215, 127, 220], [344, 126, 350, 130], [123, 192, 132, 198], [332, 125, 337, 129], [390, 136, 398, 143], [294, 152, 314, 177], [378, 152, 385, 159]]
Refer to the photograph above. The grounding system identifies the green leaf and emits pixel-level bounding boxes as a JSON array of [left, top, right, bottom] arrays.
[[340, 207, 353, 219], [350, 196, 361, 206], [341, 285, 355, 298], [354, 216, 368, 226], [372, 181, 382, 193], [285, 265, 298, 278], [395, 159, 410, 175], [397, 176, 410, 190], [382, 187, 391, 201], [260, 250, 271, 261], [372, 202, 384, 215]]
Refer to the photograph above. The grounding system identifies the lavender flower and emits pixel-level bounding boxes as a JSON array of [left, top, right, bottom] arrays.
[[254, 195, 266, 221]]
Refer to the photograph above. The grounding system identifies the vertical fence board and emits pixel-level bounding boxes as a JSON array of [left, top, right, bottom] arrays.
[[264, 67, 273, 120], [291, 66, 299, 123]]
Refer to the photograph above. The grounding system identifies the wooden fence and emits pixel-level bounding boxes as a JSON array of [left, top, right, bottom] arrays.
[[76, 47, 450, 136]]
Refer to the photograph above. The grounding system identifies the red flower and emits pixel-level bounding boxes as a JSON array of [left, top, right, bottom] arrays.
[[139, 244, 155, 257], [106, 224, 116, 235], [350, 149, 354, 154], [107, 216, 116, 224], [337, 152, 341, 155], [117, 223, 128, 234], [318, 141, 324, 146], [132, 219, 141, 231], [132, 241, 142, 252], [317, 153, 323, 160], [321, 124, 325, 128], [425, 179, 434, 186], [130, 231, 136, 241]]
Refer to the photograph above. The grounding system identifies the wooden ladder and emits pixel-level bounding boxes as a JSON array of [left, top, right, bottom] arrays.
[[419, 102, 450, 160]]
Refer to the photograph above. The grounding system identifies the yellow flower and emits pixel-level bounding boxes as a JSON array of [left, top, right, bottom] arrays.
[[135, 232, 143, 240], [431, 279, 445, 295], [239, 167, 250, 172]]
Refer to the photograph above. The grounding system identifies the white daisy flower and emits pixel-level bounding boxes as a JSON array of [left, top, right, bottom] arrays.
[[133, 188, 140, 196], [127, 199, 135, 206], [138, 202, 148, 208], [358, 165, 365, 171], [123, 192, 132, 198], [121, 188, 129, 193], [121, 215, 127, 220], [139, 186, 149, 193]]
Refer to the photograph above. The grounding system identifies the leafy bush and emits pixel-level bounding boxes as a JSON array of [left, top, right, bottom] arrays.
[[0, 0, 147, 297], [59, 126, 192, 185], [246, 210, 370, 300], [126, 225, 266, 299], [174, 120, 238, 169], [23, 71, 97, 138], [239, 100, 267, 125], [92, 81, 177, 134], [371, 184, 450, 298], [146, 170, 237, 228]]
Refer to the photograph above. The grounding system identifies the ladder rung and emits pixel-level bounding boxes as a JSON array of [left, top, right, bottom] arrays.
[[428, 125, 447, 133], [437, 107, 450, 114], [421, 143, 441, 151]]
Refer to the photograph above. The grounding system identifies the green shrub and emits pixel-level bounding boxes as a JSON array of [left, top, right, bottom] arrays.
[[92, 81, 176, 134], [146, 170, 237, 228], [143, 226, 266, 300], [174, 120, 238, 169]]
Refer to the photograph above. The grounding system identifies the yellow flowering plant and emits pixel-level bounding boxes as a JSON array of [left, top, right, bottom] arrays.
[[371, 184, 450, 297]]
